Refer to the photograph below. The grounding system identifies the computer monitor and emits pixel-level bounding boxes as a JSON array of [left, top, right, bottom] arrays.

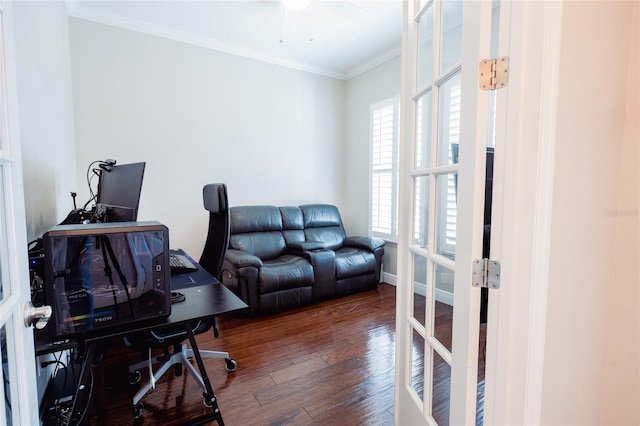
[[96, 162, 146, 222]]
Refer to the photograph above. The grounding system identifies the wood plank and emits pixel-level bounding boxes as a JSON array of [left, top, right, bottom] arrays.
[[82, 283, 485, 425]]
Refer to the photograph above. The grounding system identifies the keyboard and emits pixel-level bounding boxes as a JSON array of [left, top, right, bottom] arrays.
[[169, 253, 198, 274]]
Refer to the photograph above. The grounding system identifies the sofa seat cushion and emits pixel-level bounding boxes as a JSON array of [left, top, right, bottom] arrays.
[[259, 254, 314, 294], [334, 247, 376, 280]]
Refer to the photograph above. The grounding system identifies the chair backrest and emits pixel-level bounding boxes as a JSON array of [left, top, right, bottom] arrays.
[[199, 183, 230, 279]]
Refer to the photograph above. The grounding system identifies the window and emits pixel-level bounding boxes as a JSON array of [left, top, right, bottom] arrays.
[[370, 96, 400, 242], [439, 79, 461, 255]]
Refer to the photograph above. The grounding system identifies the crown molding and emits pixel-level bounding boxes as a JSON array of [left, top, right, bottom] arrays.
[[343, 46, 401, 80], [66, 4, 350, 80], [66, 3, 400, 81]]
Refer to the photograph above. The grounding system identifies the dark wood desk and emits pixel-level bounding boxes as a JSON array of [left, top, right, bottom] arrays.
[[38, 252, 247, 426], [35, 269, 247, 354]]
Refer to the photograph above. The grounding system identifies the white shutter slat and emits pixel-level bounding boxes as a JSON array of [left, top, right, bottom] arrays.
[[370, 98, 399, 240]]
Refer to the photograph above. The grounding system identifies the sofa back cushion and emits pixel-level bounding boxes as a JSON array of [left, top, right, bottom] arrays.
[[280, 206, 305, 244], [229, 206, 286, 260], [300, 204, 346, 250]]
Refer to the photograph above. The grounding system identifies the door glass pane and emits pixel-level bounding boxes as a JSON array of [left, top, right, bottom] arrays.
[[434, 263, 454, 352], [413, 175, 430, 249], [411, 329, 425, 401], [436, 173, 457, 259], [413, 253, 427, 326], [417, 4, 434, 90], [440, 0, 464, 73], [415, 90, 433, 169], [431, 349, 451, 425], [437, 71, 462, 166], [1, 323, 12, 425]]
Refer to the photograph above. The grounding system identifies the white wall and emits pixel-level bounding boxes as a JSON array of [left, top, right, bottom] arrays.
[[69, 18, 346, 257], [344, 55, 401, 275], [541, 1, 638, 423], [12, 1, 77, 241]]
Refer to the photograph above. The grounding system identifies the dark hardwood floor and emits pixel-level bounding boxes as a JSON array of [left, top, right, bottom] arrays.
[[83, 284, 484, 425]]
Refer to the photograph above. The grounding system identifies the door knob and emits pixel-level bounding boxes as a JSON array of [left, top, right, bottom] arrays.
[[23, 301, 52, 329]]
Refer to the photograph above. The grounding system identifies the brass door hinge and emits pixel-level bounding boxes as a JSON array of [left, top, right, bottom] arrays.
[[479, 57, 509, 90], [472, 259, 501, 289]]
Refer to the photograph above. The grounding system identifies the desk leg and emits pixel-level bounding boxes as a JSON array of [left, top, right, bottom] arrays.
[[185, 325, 225, 426], [68, 342, 96, 425]]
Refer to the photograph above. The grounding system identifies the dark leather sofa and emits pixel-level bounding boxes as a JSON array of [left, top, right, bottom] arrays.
[[220, 204, 385, 314]]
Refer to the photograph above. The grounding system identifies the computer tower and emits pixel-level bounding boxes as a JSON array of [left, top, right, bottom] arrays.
[[42, 221, 172, 340]]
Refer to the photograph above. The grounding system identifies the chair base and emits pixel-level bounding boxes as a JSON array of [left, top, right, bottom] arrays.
[[128, 344, 235, 414]]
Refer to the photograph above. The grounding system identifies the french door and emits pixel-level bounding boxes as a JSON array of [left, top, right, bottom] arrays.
[[395, 0, 497, 424], [0, 2, 40, 425]]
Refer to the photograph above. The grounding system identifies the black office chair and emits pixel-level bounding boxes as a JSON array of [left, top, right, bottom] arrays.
[[126, 183, 236, 419], [199, 183, 230, 339], [199, 183, 230, 279]]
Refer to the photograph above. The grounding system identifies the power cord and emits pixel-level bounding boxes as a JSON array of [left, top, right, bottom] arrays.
[[49, 365, 94, 426], [56, 369, 93, 426]]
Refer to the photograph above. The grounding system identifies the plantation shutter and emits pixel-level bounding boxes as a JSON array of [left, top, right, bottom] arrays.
[[371, 97, 399, 241]]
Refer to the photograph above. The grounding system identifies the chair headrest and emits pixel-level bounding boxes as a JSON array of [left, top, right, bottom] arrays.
[[202, 183, 228, 213]]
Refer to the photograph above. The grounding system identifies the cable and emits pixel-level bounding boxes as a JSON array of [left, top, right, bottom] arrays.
[[71, 367, 93, 426], [82, 158, 116, 211], [48, 353, 94, 426], [81, 160, 103, 211], [3, 364, 11, 417], [41, 360, 66, 370], [54, 351, 66, 378]]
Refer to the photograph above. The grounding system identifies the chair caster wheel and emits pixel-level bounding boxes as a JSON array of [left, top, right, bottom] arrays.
[[203, 395, 216, 408], [133, 401, 144, 418], [129, 371, 141, 385], [225, 358, 237, 372]]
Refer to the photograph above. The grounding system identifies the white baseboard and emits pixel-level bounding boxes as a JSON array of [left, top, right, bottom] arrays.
[[382, 271, 397, 285], [381, 272, 453, 306]]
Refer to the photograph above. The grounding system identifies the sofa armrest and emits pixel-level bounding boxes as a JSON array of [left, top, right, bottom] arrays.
[[225, 249, 263, 268], [343, 236, 385, 252], [221, 257, 260, 315], [286, 240, 328, 252]]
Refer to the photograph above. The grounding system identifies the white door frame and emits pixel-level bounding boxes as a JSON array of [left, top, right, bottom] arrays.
[[0, 1, 40, 424], [483, 0, 563, 424]]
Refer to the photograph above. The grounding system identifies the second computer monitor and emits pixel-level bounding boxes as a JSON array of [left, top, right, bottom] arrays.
[[97, 162, 146, 221]]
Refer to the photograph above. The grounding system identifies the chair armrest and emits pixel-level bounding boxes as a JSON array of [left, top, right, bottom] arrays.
[[287, 241, 328, 252], [343, 236, 385, 252], [225, 249, 263, 268]]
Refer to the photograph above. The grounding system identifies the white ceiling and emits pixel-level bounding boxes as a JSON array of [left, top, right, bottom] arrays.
[[65, 0, 403, 80]]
